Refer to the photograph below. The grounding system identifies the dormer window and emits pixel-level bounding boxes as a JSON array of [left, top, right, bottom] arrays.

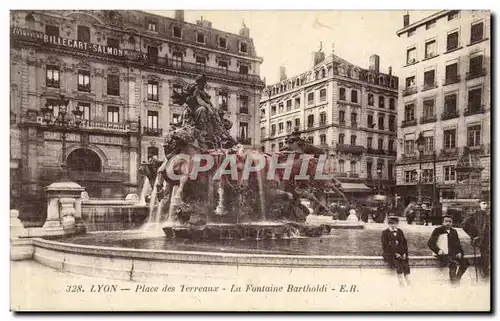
[[173, 26, 182, 38], [219, 37, 227, 49], [196, 32, 205, 44], [148, 21, 157, 32], [239, 42, 248, 53]]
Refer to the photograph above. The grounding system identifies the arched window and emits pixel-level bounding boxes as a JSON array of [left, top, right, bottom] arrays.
[[338, 133, 345, 144], [67, 148, 102, 172], [368, 93, 374, 106], [128, 36, 136, 46], [147, 146, 159, 159]]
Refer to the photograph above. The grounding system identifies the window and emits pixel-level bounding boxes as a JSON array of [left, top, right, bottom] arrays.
[[295, 118, 300, 128], [195, 56, 206, 65], [271, 105, 276, 116], [404, 139, 415, 155], [320, 88, 327, 102], [240, 42, 248, 53], [260, 109, 265, 120], [389, 98, 395, 110], [339, 110, 345, 123], [45, 25, 59, 37], [271, 144, 276, 151], [388, 139, 394, 152], [295, 97, 300, 109], [218, 60, 228, 70], [239, 122, 248, 140], [350, 161, 357, 174], [107, 106, 119, 123], [425, 40, 436, 58], [307, 115, 314, 128], [351, 135, 357, 146], [77, 70, 90, 92], [147, 46, 159, 60], [46, 65, 60, 88], [196, 32, 205, 44], [444, 129, 457, 149], [423, 99, 435, 118], [278, 122, 284, 132], [444, 166, 456, 182], [107, 37, 119, 49], [447, 31, 459, 51], [378, 95, 385, 108], [320, 134, 327, 145], [469, 55, 484, 75], [406, 47, 417, 64], [219, 37, 227, 48], [147, 81, 159, 101], [339, 88, 346, 100], [444, 94, 457, 113], [404, 104, 415, 122], [367, 137, 373, 149], [468, 88, 482, 112], [338, 160, 345, 173], [367, 162, 373, 178], [445, 63, 459, 83], [148, 22, 157, 32], [307, 92, 314, 105], [378, 138, 384, 150], [448, 11, 459, 21], [240, 95, 249, 114], [471, 21, 484, 43], [77, 26, 90, 42], [424, 70, 436, 88], [338, 134, 345, 145], [260, 127, 266, 137], [422, 169, 434, 183], [404, 171, 414, 183], [467, 125, 481, 146], [320, 112, 327, 125], [147, 147, 159, 159], [378, 114, 384, 130], [271, 124, 276, 135], [405, 76, 416, 88], [107, 74, 120, 96], [147, 110, 158, 129], [389, 115, 396, 132], [173, 26, 182, 38], [367, 114, 374, 127], [172, 52, 183, 66], [239, 65, 249, 75], [286, 120, 292, 130], [278, 103, 284, 113], [351, 90, 358, 103], [351, 112, 357, 125], [424, 136, 434, 152], [368, 93, 374, 106], [426, 20, 436, 30], [388, 163, 394, 180], [218, 91, 228, 110], [173, 84, 184, 97], [128, 36, 136, 47]]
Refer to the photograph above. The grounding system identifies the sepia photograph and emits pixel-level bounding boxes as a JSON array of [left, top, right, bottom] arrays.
[[8, 7, 492, 312]]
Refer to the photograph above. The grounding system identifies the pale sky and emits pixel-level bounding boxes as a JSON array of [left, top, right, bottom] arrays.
[[152, 11, 436, 84]]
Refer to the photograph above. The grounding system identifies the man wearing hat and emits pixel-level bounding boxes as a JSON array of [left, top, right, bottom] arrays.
[[381, 216, 411, 286], [462, 197, 490, 280], [428, 214, 469, 284]]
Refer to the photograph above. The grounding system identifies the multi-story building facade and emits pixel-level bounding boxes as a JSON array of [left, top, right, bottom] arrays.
[[395, 10, 491, 205], [10, 10, 264, 220], [260, 49, 399, 197]]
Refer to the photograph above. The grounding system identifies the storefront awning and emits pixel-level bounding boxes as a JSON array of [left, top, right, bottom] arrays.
[[341, 183, 372, 193]]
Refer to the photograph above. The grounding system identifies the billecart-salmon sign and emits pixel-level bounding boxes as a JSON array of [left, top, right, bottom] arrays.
[[12, 27, 139, 59]]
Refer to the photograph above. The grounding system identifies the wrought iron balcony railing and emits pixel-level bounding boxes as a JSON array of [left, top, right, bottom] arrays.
[[464, 105, 486, 116], [336, 144, 364, 154], [422, 82, 438, 91], [237, 137, 252, 145], [401, 119, 417, 128], [466, 68, 487, 80], [420, 115, 437, 124], [441, 110, 460, 120], [403, 87, 418, 96], [143, 127, 163, 136], [443, 75, 461, 86]]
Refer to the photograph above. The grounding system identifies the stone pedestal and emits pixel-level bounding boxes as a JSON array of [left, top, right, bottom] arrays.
[[43, 181, 86, 236]]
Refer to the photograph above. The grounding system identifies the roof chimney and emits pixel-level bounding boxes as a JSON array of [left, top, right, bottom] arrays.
[[196, 16, 212, 28], [279, 66, 287, 81], [312, 42, 325, 66], [174, 10, 184, 22], [369, 54, 380, 73], [403, 12, 410, 27], [239, 19, 250, 38], [388, 66, 392, 76]]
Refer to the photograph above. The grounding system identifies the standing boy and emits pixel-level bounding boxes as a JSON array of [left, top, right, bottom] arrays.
[[427, 215, 469, 285], [462, 199, 490, 280], [381, 216, 410, 286]]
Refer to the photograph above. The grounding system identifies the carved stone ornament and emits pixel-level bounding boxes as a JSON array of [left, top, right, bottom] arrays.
[[169, 44, 187, 56]]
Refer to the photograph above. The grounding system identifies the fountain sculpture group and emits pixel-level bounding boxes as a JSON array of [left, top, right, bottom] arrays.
[[139, 74, 358, 240]]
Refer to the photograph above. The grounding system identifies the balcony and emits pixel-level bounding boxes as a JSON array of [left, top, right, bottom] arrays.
[[77, 84, 91, 92], [143, 127, 163, 136], [351, 122, 358, 129], [441, 110, 459, 120], [270, 132, 276, 137], [377, 149, 385, 155], [464, 105, 486, 116], [466, 68, 487, 80], [237, 137, 252, 145], [239, 107, 249, 114], [441, 148, 459, 156], [420, 151, 436, 160], [366, 147, 376, 155], [348, 173, 360, 178], [402, 153, 417, 160], [336, 172, 348, 178], [46, 79, 60, 89], [318, 121, 328, 128], [387, 150, 397, 157], [403, 87, 418, 96], [401, 119, 417, 128], [78, 120, 138, 133], [336, 144, 364, 154], [443, 76, 461, 86], [420, 115, 437, 124], [339, 121, 346, 127], [422, 82, 437, 92]]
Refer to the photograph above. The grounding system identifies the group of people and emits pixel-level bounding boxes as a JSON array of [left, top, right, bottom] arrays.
[[381, 199, 490, 286]]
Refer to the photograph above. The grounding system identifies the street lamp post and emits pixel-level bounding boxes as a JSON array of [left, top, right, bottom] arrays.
[[415, 132, 425, 224], [40, 95, 83, 181], [377, 168, 382, 194]]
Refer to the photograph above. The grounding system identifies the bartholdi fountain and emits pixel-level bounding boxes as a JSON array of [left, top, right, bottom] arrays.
[[138, 74, 357, 240]]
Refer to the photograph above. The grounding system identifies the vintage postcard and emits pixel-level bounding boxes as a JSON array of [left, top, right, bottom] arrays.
[[9, 9, 491, 311]]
